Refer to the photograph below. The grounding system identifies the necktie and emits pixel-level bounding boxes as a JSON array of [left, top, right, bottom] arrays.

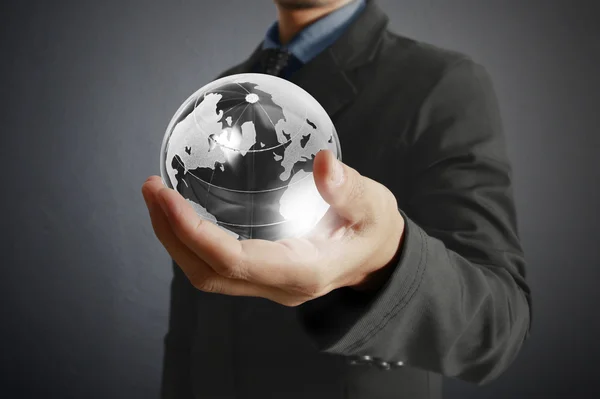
[[257, 48, 293, 77]]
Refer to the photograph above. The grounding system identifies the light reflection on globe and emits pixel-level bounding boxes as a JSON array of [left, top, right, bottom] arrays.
[[160, 73, 342, 241]]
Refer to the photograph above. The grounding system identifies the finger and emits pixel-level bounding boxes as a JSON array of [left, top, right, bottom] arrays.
[[312, 150, 392, 226], [155, 187, 246, 275], [142, 178, 214, 283], [241, 238, 327, 295], [156, 187, 326, 292], [142, 179, 297, 301]]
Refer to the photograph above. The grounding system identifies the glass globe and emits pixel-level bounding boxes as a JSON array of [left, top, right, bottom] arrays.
[[160, 73, 342, 241]]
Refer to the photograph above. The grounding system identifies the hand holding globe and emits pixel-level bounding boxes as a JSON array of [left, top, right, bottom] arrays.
[[142, 74, 405, 304]]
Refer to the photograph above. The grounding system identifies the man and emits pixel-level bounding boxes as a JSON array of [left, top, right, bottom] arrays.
[[142, 0, 532, 398]]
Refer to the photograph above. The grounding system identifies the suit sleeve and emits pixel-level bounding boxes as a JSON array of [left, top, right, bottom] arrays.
[[160, 261, 196, 399], [296, 58, 532, 385]]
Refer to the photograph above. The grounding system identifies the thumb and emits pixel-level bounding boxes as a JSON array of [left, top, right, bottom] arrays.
[[313, 150, 385, 225]]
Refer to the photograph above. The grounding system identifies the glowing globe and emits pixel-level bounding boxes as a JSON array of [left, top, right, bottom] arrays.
[[160, 73, 342, 241]]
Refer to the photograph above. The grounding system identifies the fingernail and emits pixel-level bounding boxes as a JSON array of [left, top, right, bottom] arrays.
[[331, 158, 345, 186]]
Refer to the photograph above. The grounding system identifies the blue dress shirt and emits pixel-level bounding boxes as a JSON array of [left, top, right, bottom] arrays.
[[260, 0, 366, 78]]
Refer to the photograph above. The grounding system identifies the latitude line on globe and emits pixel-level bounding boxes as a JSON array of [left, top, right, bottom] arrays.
[[198, 87, 248, 213], [187, 119, 305, 154], [247, 100, 309, 152], [164, 72, 341, 242], [173, 156, 316, 193]]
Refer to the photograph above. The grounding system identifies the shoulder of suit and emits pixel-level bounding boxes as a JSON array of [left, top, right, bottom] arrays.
[[216, 31, 480, 89], [362, 29, 484, 101], [381, 29, 475, 75]]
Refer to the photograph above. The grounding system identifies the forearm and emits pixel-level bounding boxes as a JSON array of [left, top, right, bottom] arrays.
[[297, 57, 532, 384], [297, 211, 531, 384], [396, 220, 531, 384]]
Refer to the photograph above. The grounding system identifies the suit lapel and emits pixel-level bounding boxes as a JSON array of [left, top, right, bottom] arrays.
[[225, 0, 391, 339], [288, 0, 390, 119], [288, 50, 358, 120], [230, 0, 390, 120]]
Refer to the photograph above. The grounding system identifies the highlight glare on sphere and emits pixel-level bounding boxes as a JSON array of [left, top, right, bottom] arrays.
[[160, 73, 342, 241]]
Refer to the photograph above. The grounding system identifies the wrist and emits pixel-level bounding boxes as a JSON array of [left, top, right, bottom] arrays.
[[349, 209, 405, 292]]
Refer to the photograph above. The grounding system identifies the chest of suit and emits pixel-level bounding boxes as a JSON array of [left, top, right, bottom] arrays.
[[186, 27, 450, 399]]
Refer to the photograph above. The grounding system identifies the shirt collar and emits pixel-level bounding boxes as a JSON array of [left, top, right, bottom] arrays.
[[262, 0, 366, 64]]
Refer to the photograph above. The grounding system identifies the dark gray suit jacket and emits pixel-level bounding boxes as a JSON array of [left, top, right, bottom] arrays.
[[161, 1, 532, 398]]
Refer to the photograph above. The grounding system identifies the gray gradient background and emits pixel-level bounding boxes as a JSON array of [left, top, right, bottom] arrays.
[[1, 0, 599, 398]]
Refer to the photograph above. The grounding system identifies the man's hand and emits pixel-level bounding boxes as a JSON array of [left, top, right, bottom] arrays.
[[141, 150, 405, 307]]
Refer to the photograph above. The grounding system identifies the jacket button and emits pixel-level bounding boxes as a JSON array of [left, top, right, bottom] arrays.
[[347, 355, 374, 366], [375, 361, 391, 370], [390, 361, 404, 368]]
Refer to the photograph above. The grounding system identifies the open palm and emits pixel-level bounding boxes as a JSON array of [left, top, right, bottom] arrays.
[[142, 150, 404, 306]]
